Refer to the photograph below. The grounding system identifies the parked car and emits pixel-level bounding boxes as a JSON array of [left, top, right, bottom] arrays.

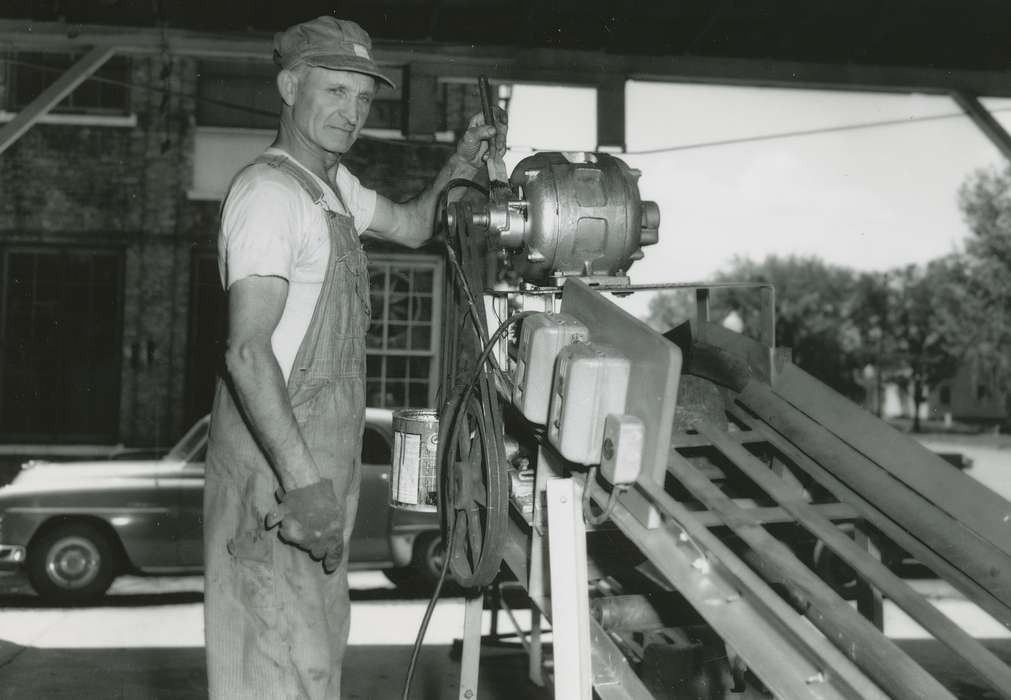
[[0, 408, 445, 603]]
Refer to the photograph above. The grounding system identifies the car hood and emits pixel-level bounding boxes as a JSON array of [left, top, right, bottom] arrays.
[[8, 458, 190, 489]]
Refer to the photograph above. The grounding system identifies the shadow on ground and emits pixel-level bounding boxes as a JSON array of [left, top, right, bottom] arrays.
[[0, 641, 550, 700]]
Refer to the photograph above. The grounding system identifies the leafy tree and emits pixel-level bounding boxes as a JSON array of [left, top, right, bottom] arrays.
[[883, 257, 977, 431], [958, 165, 1011, 401], [647, 255, 872, 400]]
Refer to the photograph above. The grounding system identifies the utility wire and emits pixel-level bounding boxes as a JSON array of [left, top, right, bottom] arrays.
[[623, 107, 1011, 155], [9, 56, 1011, 154]]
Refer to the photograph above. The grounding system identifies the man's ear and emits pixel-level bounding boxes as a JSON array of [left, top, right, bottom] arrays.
[[277, 69, 298, 107]]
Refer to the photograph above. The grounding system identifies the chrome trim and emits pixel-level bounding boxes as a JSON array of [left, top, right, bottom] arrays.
[[0, 544, 26, 564]]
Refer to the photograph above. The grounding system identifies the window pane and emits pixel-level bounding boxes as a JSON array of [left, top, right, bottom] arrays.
[[387, 322, 409, 349], [410, 325, 431, 350], [407, 357, 430, 380], [10, 52, 129, 114], [196, 59, 278, 129]]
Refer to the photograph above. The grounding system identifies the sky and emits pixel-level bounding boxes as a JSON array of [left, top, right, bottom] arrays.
[[502, 82, 1011, 318]]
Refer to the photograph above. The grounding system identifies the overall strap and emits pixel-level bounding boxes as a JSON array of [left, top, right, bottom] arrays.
[[253, 153, 328, 207]]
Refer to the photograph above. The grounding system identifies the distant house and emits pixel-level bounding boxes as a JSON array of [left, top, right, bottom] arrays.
[[929, 354, 1008, 425]]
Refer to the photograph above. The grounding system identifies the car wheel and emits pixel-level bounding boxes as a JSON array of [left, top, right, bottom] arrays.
[[27, 522, 120, 604], [383, 532, 454, 595], [411, 532, 447, 588]]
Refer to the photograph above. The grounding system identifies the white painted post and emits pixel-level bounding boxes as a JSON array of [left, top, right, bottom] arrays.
[[546, 477, 593, 700]]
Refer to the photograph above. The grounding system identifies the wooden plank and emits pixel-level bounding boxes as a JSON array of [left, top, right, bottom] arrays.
[[690, 502, 857, 528], [773, 363, 1011, 558], [0, 46, 115, 154], [730, 403, 1011, 632], [666, 451, 956, 700], [698, 419, 1011, 700], [739, 383, 1011, 624], [594, 477, 890, 700]]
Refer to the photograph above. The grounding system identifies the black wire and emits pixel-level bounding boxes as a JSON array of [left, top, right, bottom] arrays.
[[400, 312, 533, 700], [401, 180, 523, 700], [400, 514, 460, 700]]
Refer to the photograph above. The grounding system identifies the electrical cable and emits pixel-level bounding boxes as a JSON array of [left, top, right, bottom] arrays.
[[400, 513, 460, 700], [399, 311, 534, 700], [582, 465, 629, 526], [401, 176, 529, 699]]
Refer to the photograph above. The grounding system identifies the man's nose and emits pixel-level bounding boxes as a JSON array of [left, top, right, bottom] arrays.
[[339, 101, 358, 128]]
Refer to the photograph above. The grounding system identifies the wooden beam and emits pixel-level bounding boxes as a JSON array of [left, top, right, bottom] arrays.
[[0, 45, 115, 154], [772, 363, 1011, 559], [729, 403, 1011, 633], [697, 419, 1011, 700], [666, 448, 955, 700], [6, 21, 1011, 97], [738, 383, 1011, 622], [952, 91, 1011, 163], [596, 77, 625, 151]]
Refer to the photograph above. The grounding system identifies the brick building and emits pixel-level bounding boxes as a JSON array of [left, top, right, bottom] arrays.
[[0, 47, 487, 448]]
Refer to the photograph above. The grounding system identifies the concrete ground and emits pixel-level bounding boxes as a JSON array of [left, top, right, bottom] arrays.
[[2, 571, 1011, 699], [1, 437, 1009, 699], [0, 572, 552, 700]]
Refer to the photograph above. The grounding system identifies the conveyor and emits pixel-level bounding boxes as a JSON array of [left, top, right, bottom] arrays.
[[425, 144, 1011, 700]]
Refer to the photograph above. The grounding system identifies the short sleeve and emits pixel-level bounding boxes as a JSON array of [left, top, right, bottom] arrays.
[[220, 168, 303, 288], [334, 164, 378, 235]]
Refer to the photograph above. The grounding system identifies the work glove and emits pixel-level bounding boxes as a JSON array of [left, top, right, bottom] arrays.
[[265, 478, 345, 573]]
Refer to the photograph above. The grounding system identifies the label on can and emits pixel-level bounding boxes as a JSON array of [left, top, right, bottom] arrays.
[[393, 431, 422, 504]]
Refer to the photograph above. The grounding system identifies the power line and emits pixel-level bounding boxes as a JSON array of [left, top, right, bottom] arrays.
[[8, 56, 1011, 154], [624, 107, 1011, 155]]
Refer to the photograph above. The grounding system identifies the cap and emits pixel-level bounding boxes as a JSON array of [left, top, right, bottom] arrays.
[[273, 16, 396, 90]]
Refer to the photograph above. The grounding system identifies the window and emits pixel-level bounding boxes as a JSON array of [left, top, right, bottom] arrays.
[[197, 59, 279, 130], [939, 385, 951, 405], [1, 247, 124, 442], [362, 427, 391, 465], [6, 51, 130, 115], [366, 257, 442, 408], [977, 384, 990, 401]]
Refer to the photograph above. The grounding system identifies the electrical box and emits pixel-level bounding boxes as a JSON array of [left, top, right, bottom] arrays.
[[513, 312, 588, 425], [547, 341, 630, 465], [600, 414, 645, 486]]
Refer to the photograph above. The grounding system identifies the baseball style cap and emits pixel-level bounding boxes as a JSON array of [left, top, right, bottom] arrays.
[[273, 16, 396, 90]]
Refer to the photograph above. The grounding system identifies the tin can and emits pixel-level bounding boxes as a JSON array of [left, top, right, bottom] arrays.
[[390, 409, 440, 512]]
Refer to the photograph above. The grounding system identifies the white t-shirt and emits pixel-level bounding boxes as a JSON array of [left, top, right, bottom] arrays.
[[219, 147, 378, 381]]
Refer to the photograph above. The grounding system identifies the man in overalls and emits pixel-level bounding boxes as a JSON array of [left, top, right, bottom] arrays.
[[204, 16, 506, 699]]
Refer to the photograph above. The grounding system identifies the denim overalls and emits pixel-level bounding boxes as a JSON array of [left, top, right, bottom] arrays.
[[204, 153, 370, 699]]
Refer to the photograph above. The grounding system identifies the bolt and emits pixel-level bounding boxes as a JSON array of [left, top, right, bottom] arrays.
[[559, 495, 568, 504], [464, 690, 474, 698]]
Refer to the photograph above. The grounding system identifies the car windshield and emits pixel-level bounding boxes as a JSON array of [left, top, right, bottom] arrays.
[[163, 416, 210, 463]]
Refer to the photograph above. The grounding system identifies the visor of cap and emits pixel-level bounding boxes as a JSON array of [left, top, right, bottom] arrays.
[[299, 53, 397, 90]]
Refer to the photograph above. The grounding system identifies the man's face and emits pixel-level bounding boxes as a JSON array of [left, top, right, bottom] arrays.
[[290, 67, 375, 154]]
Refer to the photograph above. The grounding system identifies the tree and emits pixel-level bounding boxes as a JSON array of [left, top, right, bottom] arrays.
[[883, 257, 976, 432], [647, 255, 873, 400], [958, 165, 1011, 405]]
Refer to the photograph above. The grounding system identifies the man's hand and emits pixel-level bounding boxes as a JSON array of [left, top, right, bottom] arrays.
[[265, 478, 345, 573], [455, 106, 508, 171]]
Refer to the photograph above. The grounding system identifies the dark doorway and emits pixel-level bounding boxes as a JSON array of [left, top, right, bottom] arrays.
[[0, 247, 124, 442], [185, 250, 226, 426]]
